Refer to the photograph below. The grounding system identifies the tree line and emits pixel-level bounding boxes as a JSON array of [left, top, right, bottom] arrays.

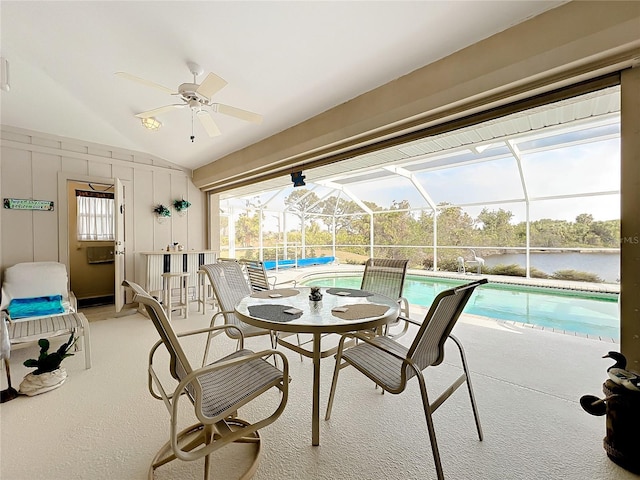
[[228, 189, 619, 270]]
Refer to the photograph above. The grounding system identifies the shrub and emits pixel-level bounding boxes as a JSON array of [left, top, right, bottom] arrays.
[[438, 257, 464, 272], [487, 264, 525, 277], [486, 264, 549, 278], [551, 269, 602, 282], [530, 268, 550, 279]]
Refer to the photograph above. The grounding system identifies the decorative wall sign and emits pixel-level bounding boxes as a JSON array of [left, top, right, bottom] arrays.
[[3, 198, 54, 211]]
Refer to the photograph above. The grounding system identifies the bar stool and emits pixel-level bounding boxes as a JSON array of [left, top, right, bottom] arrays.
[[196, 269, 217, 313], [161, 272, 190, 320]]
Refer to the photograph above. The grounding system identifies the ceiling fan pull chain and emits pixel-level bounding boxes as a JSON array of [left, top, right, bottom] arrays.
[[190, 110, 195, 142]]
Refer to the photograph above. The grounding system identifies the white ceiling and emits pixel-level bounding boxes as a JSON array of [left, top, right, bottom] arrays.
[[0, 1, 566, 171]]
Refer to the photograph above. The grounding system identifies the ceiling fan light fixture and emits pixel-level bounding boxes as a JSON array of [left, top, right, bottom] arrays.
[[141, 117, 162, 131]]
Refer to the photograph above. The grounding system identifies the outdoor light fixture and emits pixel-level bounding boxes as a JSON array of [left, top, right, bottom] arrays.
[[291, 171, 306, 187], [141, 117, 162, 131]]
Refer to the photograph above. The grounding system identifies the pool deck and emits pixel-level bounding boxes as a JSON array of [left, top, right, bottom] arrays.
[[270, 262, 620, 344]]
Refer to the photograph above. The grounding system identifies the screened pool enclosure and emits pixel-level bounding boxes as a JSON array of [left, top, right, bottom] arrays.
[[219, 86, 621, 284]]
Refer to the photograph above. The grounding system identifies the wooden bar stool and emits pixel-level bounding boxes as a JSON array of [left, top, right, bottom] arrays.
[[161, 272, 190, 320]]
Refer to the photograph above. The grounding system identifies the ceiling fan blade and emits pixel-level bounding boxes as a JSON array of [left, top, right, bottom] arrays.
[[214, 103, 263, 124], [135, 104, 185, 118], [115, 72, 176, 94], [196, 72, 228, 99], [196, 110, 221, 137]]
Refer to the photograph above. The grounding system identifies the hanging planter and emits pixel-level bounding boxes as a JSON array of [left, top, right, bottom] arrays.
[[173, 198, 191, 216], [153, 204, 171, 223]]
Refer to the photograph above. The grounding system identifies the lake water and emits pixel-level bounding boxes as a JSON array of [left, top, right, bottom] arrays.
[[482, 252, 619, 283]]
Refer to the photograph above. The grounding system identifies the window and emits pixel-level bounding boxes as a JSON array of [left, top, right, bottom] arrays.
[[76, 190, 115, 241]]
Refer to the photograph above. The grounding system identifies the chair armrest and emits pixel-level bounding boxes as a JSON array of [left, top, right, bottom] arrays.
[[397, 314, 421, 327], [399, 296, 410, 317], [176, 324, 243, 341], [340, 332, 409, 363], [69, 291, 78, 312], [273, 279, 297, 288], [209, 308, 237, 327]]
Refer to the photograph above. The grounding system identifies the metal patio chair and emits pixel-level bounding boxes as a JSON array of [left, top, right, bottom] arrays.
[[325, 278, 487, 480], [200, 262, 279, 361], [208, 260, 303, 362], [123, 280, 288, 480], [360, 258, 410, 338], [239, 258, 277, 292]]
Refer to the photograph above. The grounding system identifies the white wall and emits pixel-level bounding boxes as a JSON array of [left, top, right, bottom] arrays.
[[0, 127, 206, 289]]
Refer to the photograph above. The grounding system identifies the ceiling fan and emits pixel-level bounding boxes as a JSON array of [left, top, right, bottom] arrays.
[[116, 62, 262, 140]]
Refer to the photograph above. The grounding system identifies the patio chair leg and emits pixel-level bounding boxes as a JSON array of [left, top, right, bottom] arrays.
[[450, 334, 483, 440], [325, 339, 347, 421], [416, 371, 445, 480], [203, 426, 213, 480]]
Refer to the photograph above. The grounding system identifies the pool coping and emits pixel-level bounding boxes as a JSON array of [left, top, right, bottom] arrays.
[[281, 263, 620, 294]]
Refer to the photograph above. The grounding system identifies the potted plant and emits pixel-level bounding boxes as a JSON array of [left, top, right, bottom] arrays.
[[19, 332, 77, 396], [153, 204, 171, 217], [173, 198, 191, 216], [153, 204, 171, 223]]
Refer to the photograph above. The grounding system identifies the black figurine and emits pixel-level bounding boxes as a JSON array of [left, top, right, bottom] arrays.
[[309, 287, 323, 302]]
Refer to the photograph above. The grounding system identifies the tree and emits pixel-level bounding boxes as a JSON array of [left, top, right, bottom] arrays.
[[284, 189, 321, 230], [235, 212, 260, 247], [436, 203, 475, 246], [477, 208, 516, 246], [318, 195, 365, 234], [529, 218, 571, 247], [573, 213, 594, 244], [373, 200, 416, 259]]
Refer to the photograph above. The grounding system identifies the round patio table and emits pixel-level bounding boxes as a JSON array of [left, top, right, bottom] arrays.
[[235, 286, 400, 446]]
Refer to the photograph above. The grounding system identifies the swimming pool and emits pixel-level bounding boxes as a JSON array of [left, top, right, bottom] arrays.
[[300, 275, 620, 339]]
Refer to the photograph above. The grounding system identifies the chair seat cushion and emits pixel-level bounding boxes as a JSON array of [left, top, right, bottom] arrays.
[[8, 295, 64, 319], [197, 348, 283, 419], [342, 336, 410, 392]]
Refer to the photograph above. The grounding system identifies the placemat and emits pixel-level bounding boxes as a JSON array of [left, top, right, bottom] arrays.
[[331, 303, 390, 321], [326, 288, 372, 297], [247, 304, 302, 322], [250, 288, 300, 299]]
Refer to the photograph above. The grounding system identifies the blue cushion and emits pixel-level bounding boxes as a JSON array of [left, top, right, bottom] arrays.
[[8, 295, 64, 319]]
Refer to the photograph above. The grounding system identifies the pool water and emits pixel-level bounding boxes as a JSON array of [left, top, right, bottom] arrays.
[[301, 275, 620, 339]]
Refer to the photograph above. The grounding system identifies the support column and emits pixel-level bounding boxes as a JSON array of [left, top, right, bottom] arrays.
[[620, 65, 640, 373]]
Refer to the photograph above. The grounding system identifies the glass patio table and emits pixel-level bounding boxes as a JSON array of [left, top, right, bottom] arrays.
[[235, 286, 400, 446]]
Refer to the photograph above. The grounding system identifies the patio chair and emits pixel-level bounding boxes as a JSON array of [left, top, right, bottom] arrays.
[[360, 258, 410, 338], [239, 259, 276, 292], [203, 261, 303, 364], [201, 262, 278, 360], [123, 280, 289, 480], [0, 261, 91, 370], [325, 278, 487, 480]]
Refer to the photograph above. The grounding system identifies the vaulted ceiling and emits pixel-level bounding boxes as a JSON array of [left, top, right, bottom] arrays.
[[0, 1, 565, 171]]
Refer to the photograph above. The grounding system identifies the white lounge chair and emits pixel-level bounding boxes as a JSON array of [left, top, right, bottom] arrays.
[[1, 261, 91, 370]]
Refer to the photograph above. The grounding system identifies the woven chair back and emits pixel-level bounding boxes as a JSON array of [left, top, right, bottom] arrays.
[[360, 258, 409, 301]]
